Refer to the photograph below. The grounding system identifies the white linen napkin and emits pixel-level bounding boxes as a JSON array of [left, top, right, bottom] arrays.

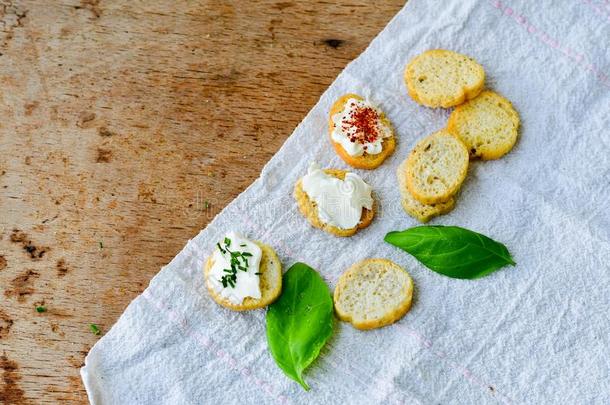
[[81, 0, 610, 403]]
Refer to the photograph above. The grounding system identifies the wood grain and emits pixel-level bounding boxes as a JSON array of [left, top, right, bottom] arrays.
[[0, 0, 404, 402]]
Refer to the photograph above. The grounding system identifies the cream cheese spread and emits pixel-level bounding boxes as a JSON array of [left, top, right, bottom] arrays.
[[330, 97, 392, 157], [301, 163, 373, 229], [208, 231, 262, 304]]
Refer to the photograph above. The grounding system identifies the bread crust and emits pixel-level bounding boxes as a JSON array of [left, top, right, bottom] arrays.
[[334, 258, 413, 330], [400, 197, 454, 223], [405, 130, 469, 205], [204, 241, 282, 311], [404, 49, 485, 108], [294, 169, 376, 237], [447, 90, 520, 160], [328, 93, 396, 169]]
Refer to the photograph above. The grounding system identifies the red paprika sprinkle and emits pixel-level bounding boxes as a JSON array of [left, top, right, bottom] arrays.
[[342, 104, 380, 145]]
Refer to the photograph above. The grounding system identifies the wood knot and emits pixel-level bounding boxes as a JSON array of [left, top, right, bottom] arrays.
[[322, 39, 344, 49]]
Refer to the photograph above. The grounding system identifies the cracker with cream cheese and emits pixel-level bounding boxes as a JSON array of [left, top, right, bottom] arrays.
[[328, 94, 396, 170], [294, 166, 376, 237], [205, 237, 282, 311]]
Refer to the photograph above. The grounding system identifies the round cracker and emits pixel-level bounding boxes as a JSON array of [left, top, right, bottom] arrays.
[[334, 258, 413, 330], [328, 94, 396, 169], [204, 241, 282, 311], [294, 169, 376, 237], [406, 130, 469, 205]]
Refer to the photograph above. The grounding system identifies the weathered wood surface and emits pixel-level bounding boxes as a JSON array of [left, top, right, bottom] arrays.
[[0, 0, 404, 403]]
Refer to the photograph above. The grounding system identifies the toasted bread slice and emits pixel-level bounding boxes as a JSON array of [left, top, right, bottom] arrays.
[[294, 169, 376, 237], [405, 49, 485, 108], [204, 241, 282, 311], [397, 158, 455, 222], [334, 258, 413, 330], [406, 129, 469, 205], [447, 90, 520, 160], [328, 93, 396, 169]]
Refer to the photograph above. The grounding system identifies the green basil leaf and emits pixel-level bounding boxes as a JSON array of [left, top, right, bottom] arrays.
[[384, 225, 515, 279], [266, 262, 334, 390]]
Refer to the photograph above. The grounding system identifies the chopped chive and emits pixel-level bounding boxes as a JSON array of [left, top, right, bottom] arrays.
[[89, 323, 101, 335], [36, 306, 46, 313], [255, 272, 262, 275], [203, 201, 210, 209], [217, 236, 261, 289], [99, 241, 103, 249]]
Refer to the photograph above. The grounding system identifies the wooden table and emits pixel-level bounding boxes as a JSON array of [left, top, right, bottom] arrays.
[[0, 1, 404, 402]]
